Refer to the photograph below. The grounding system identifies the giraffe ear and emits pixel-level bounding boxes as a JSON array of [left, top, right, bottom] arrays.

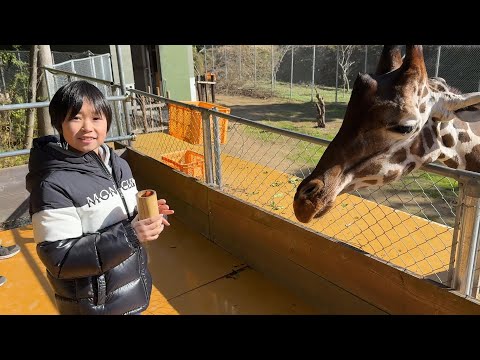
[[454, 105, 480, 123], [441, 92, 480, 111], [432, 94, 480, 123]]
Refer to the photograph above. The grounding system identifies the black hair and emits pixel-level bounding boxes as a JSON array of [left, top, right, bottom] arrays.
[[49, 80, 113, 134]]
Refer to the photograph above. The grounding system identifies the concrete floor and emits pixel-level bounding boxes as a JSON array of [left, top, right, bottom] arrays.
[[0, 217, 319, 315]]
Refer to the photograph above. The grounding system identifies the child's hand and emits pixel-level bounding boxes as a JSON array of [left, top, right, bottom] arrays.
[[131, 214, 170, 243], [157, 199, 174, 220]]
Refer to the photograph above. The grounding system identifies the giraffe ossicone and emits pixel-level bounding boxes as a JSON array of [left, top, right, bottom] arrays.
[[293, 45, 480, 224]]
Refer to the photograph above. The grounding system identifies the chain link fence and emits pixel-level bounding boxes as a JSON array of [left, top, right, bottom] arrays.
[[0, 49, 115, 165], [1, 46, 480, 300], [126, 89, 479, 298], [197, 45, 480, 101]]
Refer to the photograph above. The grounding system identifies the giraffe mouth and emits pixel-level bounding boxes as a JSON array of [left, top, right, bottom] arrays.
[[294, 195, 337, 223], [313, 201, 335, 219]]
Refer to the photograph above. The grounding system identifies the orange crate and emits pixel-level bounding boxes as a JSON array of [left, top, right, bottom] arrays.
[[161, 150, 205, 178], [168, 101, 229, 145]]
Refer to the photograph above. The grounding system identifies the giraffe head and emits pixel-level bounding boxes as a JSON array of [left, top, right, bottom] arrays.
[[293, 45, 480, 223]]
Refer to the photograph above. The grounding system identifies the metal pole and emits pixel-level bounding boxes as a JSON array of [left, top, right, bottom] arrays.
[[100, 55, 106, 80], [435, 45, 442, 77], [224, 46, 227, 82], [90, 57, 96, 78], [254, 45, 257, 88], [450, 177, 480, 297], [224, 46, 228, 95], [204, 45, 207, 72], [212, 107, 222, 189], [311, 45, 316, 102], [113, 87, 123, 136], [0, 62, 6, 94], [335, 45, 339, 103], [0, 134, 136, 159], [290, 45, 294, 99], [212, 45, 215, 70], [115, 45, 132, 145], [239, 46, 242, 81], [201, 111, 215, 185], [271, 45, 274, 95], [364, 45, 368, 73]]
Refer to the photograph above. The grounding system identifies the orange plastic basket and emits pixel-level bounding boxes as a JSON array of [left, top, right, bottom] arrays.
[[168, 101, 230, 145], [161, 150, 205, 178]]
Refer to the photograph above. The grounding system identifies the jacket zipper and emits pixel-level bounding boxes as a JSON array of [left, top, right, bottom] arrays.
[[90, 149, 148, 307], [90, 151, 131, 219]]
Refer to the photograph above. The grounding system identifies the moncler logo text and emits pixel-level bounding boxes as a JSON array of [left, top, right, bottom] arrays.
[[86, 178, 136, 207]]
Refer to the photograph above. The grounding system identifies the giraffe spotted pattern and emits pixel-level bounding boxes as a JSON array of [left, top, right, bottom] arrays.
[[294, 45, 480, 223]]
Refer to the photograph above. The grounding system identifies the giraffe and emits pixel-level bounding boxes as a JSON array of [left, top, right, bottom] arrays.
[[293, 45, 480, 223]]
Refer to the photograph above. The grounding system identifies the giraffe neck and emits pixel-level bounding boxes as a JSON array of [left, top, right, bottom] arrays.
[[421, 79, 480, 172], [434, 118, 480, 172]]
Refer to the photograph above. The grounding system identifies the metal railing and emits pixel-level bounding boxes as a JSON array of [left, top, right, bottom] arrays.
[[125, 88, 480, 300], [1, 83, 480, 300]]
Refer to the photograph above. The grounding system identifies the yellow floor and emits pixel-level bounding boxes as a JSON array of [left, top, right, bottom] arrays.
[[133, 132, 456, 285], [0, 218, 318, 315], [0, 131, 460, 313]]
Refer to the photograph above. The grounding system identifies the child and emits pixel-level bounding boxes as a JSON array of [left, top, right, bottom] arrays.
[[25, 80, 173, 315]]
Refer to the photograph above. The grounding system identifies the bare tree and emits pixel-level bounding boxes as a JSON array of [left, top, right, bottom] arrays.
[[338, 45, 356, 93], [314, 88, 326, 128], [24, 45, 39, 149], [272, 45, 292, 84]]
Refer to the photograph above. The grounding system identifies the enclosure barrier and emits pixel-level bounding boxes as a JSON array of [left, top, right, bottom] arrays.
[[2, 83, 480, 300], [126, 88, 480, 300]]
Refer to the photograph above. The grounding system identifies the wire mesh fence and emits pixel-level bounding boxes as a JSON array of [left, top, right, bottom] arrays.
[[125, 90, 475, 294], [1, 45, 480, 299], [0, 49, 115, 165], [197, 45, 480, 102]]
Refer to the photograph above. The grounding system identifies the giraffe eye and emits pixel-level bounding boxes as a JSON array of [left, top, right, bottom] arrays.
[[390, 125, 415, 134]]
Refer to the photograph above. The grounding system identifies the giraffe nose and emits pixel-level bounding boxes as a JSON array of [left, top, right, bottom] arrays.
[[299, 179, 324, 198]]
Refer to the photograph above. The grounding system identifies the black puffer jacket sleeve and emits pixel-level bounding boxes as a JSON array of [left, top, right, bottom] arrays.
[[36, 219, 140, 279]]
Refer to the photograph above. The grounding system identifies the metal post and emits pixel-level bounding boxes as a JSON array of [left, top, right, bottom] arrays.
[[450, 176, 480, 297], [435, 45, 442, 77], [335, 45, 339, 103], [271, 45, 274, 95], [212, 45, 215, 70], [0, 63, 6, 94], [113, 87, 123, 137], [204, 45, 207, 72], [364, 45, 368, 73], [100, 55, 106, 80], [290, 45, 294, 99], [254, 45, 257, 88], [224, 46, 228, 82], [201, 111, 215, 185], [311, 45, 316, 102], [212, 107, 222, 189], [90, 57, 97, 79], [239, 46, 242, 81], [115, 45, 132, 145]]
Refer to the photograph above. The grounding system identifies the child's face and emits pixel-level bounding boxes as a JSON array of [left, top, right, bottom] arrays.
[[62, 99, 108, 155]]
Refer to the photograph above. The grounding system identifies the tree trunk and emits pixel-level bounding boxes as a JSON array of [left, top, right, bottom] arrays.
[[314, 88, 326, 128], [24, 45, 39, 149], [37, 45, 54, 136]]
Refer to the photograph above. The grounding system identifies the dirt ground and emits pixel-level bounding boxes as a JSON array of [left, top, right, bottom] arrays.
[[216, 94, 344, 129]]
